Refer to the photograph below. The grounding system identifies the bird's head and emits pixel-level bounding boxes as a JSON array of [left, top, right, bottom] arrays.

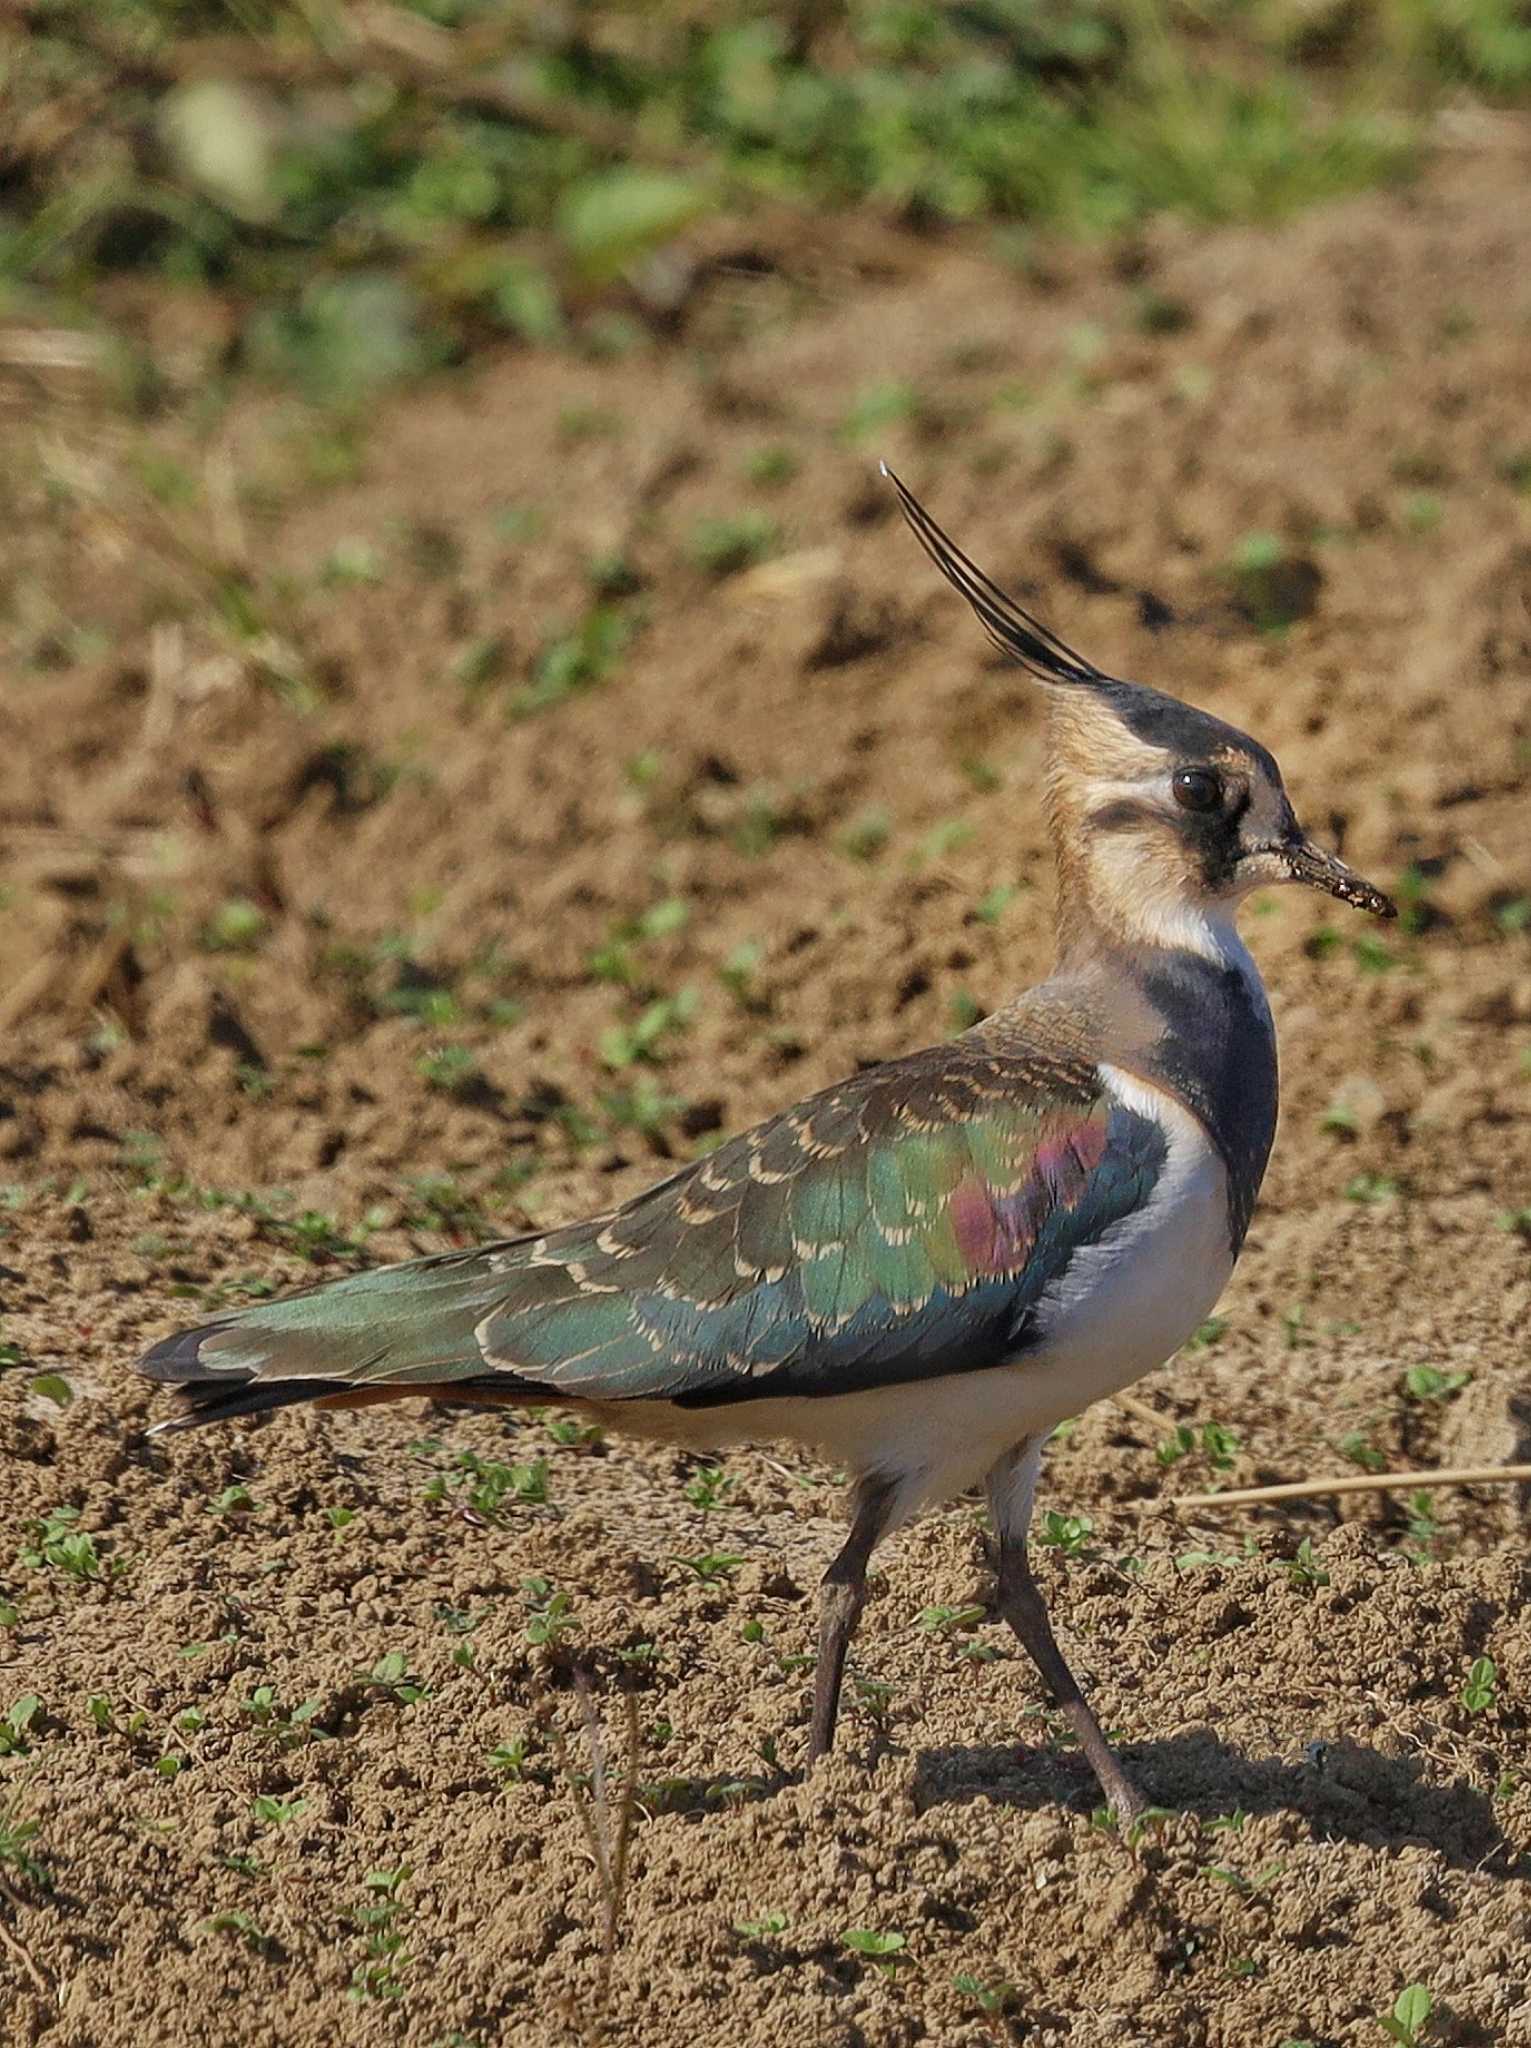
[[886, 468, 1395, 962]]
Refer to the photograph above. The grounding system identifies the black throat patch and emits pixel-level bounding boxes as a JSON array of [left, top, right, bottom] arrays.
[[1133, 948, 1279, 1252]]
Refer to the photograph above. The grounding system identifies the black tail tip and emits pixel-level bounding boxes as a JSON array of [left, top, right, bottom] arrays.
[[145, 1376, 341, 1435]]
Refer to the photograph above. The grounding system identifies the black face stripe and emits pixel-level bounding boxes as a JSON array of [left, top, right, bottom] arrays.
[[1180, 806, 1243, 890], [1089, 797, 1160, 832]]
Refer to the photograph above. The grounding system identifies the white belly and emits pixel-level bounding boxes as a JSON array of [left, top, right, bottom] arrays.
[[585, 1069, 1235, 1531]]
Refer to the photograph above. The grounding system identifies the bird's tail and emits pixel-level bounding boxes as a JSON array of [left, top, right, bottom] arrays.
[[139, 1243, 534, 1434]]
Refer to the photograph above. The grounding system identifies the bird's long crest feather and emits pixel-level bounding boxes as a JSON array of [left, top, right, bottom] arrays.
[[882, 463, 1106, 687]]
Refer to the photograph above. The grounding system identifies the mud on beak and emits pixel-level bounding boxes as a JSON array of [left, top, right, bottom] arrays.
[[1279, 838, 1397, 919]]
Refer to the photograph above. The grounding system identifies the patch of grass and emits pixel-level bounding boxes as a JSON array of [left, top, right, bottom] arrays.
[[423, 1447, 551, 1521], [17, 1504, 122, 1586], [600, 987, 699, 1070], [250, 1794, 307, 1829], [521, 1576, 579, 1650], [687, 513, 779, 579], [349, 1867, 412, 2004], [515, 605, 636, 717], [839, 807, 892, 862], [0, 1799, 49, 1889], [199, 897, 268, 953], [683, 1464, 733, 1513], [10, 4, 1501, 394], [1156, 1419, 1240, 1473], [1402, 1364, 1470, 1403], [416, 1043, 483, 1095], [838, 380, 923, 444], [1274, 1538, 1330, 1592], [743, 447, 799, 487], [675, 1551, 745, 1584]]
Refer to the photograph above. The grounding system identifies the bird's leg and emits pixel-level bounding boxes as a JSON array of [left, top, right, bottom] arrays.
[[986, 1437, 1146, 1825], [808, 1477, 895, 1764]]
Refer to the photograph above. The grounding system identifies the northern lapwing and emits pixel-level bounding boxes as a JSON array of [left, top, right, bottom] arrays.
[[139, 471, 1395, 1821]]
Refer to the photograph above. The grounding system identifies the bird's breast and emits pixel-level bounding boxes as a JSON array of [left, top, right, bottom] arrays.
[[1018, 1065, 1235, 1412]]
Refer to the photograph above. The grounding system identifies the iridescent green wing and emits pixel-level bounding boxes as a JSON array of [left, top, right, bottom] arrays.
[[474, 1043, 1166, 1402], [141, 1042, 1165, 1412]]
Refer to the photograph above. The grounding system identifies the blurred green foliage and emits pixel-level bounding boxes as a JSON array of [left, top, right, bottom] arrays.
[[5, 1, 1531, 390]]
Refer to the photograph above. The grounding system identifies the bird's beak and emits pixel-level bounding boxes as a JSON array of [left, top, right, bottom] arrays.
[[1277, 836, 1397, 919]]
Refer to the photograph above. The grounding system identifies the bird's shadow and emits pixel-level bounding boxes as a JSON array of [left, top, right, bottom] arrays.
[[911, 1727, 1525, 1875]]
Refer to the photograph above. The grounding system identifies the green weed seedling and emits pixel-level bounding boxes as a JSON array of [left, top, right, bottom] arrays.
[[349, 1867, 411, 2002], [0, 1800, 48, 1888], [422, 1447, 551, 1521], [718, 939, 765, 1008], [516, 605, 635, 717], [0, 1694, 42, 1757], [838, 380, 922, 444], [1038, 1510, 1093, 1556], [1378, 1984, 1434, 2046], [1403, 1365, 1470, 1403], [973, 883, 1018, 925], [683, 1464, 733, 1512], [360, 1652, 426, 1706], [1461, 1656, 1498, 1714], [688, 513, 779, 578], [917, 1602, 987, 1637], [953, 1971, 1018, 2020], [490, 1734, 542, 1782], [1340, 1431, 1387, 1473], [839, 807, 892, 863], [18, 1504, 121, 1585], [851, 1675, 898, 1742], [744, 447, 798, 488], [240, 1685, 326, 1747], [544, 1413, 603, 1450], [735, 1909, 790, 1940], [1157, 1420, 1239, 1473], [676, 1552, 744, 1584], [250, 1795, 306, 1828], [521, 1576, 579, 1650], [600, 988, 698, 1070], [1276, 1539, 1330, 1592], [197, 1908, 274, 1956], [950, 991, 987, 1033], [842, 1928, 908, 1977], [1405, 1490, 1446, 1558], [1205, 1857, 1285, 1898]]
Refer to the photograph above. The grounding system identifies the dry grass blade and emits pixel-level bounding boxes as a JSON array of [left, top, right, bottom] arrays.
[[551, 1672, 640, 2040], [1173, 1464, 1531, 1510], [0, 1875, 51, 1999]]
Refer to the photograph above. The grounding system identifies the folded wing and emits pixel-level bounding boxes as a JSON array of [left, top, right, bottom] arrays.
[[141, 1040, 1166, 1427]]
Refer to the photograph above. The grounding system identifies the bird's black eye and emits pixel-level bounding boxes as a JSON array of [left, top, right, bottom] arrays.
[[1172, 766, 1224, 814]]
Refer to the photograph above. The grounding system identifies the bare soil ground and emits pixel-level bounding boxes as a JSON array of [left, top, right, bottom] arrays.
[[1, 154, 1529, 2046]]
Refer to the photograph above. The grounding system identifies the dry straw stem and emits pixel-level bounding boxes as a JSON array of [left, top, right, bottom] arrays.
[[0, 1874, 51, 1999], [1173, 1463, 1531, 1510], [550, 1670, 640, 2038]]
